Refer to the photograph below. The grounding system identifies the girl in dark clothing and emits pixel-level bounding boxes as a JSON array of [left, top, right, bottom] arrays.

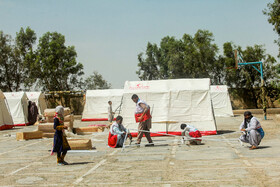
[[53, 106, 71, 165]]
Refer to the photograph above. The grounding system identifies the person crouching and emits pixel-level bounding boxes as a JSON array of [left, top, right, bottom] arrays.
[[108, 116, 131, 148], [239, 111, 265, 150], [53, 106, 71, 165], [181, 124, 202, 145]]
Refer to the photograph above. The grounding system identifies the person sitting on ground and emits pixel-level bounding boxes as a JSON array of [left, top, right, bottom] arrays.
[[108, 115, 131, 148], [181, 123, 202, 145], [239, 111, 265, 150]]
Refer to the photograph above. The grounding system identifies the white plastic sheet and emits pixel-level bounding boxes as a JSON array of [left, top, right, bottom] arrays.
[[4, 92, 28, 125], [0, 90, 13, 126], [210, 85, 234, 117], [82, 89, 124, 120], [121, 79, 217, 133]]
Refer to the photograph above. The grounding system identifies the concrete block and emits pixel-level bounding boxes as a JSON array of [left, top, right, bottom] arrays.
[[87, 125, 105, 132], [16, 131, 43, 141], [42, 133, 54, 138], [38, 123, 55, 133], [45, 115, 73, 123], [44, 108, 71, 117], [68, 139, 93, 150], [74, 127, 98, 135]]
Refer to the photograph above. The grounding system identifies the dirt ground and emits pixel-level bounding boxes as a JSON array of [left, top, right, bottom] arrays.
[[0, 113, 280, 187]]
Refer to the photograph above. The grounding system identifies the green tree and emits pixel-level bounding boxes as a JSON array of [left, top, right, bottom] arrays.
[[137, 30, 221, 83], [137, 42, 162, 80], [35, 32, 84, 91], [263, 0, 280, 57], [223, 42, 277, 107], [14, 27, 37, 90], [136, 30, 278, 108], [83, 71, 111, 90], [0, 31, 15, 91], [264, 0, 280, 96], [182, 30, 219, 82], [160, 35, 184, 79], [224, 43, 277, 88], [0, 28, 38, 92]]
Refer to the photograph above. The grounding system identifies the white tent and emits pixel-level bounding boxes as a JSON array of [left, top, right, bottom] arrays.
[[120, 78, 217, 135], [0, 90, 14, 130], [82, 89, 124, 121], [210, 85, 234, 117], [26, 92, 47, 115], [4, 92, 29, 126]]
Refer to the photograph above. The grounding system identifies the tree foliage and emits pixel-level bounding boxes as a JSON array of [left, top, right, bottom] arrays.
[[137, 30, 278, 107], [263, 0, 280, 57], [14, 27, 37, 90], [223, 43, 277, 107], [0, 31, 15, 91], [263, 0, 280, 88], [137, 30, 224, 84], [83, 71, 111, 90], [0, 28, 111, 91], [35, 32, 84, 91], [0, 27, 36, 91]]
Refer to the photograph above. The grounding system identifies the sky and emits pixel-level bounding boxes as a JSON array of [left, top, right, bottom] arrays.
[[0, 0, 278, 89]]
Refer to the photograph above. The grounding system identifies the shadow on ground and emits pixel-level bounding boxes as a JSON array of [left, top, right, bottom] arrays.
[[68, 162, 94, 165], [217, 130, 236, 134], [234, 115, 241, 117], [257, 146, 271, 150]]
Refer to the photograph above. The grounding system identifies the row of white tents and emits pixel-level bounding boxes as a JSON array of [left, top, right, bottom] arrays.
[[0, 91, 47, 130], [82, 78, 234, 135], [1, 78, 234, 134]]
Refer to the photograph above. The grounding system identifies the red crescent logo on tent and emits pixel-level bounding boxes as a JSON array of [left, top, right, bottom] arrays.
[[129, 83, 150, 90]]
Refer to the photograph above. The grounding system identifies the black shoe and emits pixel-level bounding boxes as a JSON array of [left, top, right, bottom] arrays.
[[135, 143, 140, 147], [145, 143, 154, 147]]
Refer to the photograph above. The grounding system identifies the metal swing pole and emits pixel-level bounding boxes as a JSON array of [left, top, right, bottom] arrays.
[[236, 50, 267, 120]]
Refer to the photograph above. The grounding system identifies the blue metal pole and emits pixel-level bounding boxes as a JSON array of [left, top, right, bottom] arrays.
[[260, 63, 263, 80], [238, 60, 266, 120], [238, 62, 262, 65]]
